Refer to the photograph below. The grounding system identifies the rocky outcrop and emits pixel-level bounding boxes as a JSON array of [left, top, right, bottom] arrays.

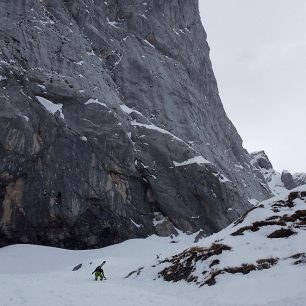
[[293, 173, 306, 187], [0, 0, 271, 249], [250, 151, 273, 170], [281, 170, 296, 190], [251, 151, 306, 196]]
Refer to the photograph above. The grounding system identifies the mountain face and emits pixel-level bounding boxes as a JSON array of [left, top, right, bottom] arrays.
[[0, 0, 272, 249], [250, 151, 306, 196]]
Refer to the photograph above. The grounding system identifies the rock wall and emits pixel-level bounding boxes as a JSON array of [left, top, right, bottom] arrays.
[[0, 0, 271, 249]]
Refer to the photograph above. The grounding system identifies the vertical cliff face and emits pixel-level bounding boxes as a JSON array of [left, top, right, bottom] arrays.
[[0, 0, 271, 249]]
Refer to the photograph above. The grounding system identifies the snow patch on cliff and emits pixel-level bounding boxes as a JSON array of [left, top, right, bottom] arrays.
[[85, 98, 107, 108], [36, 96, 64, 119], [173, 156, 211, 167]]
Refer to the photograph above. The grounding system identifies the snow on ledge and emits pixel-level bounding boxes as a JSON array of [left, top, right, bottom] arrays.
[[85, 98, 107, 108], [107, 17, 120, 28], [212, 173, 231, 183], [120, 104, 143, 116], [218, 175, 231, 183], [128, 115, 195, 151], [248, 198, 259, 206], [143, 39, 156, 49], [36, 96, 64, 119], [130, 218, 142, 228], [131, 120, 185, 143], [153, 218, 166, 227], [173, 156, 211, 167]]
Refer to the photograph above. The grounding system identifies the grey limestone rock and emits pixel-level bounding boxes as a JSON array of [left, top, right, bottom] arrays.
[[0, 0, 272, 249], [250, 151, 273, 171], [251, 151, 305, 195], [281, 171, 296, 190], [293, 173, 306, 187]]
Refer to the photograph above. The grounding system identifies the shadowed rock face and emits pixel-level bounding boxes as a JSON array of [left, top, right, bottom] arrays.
[[0, 0, 271, 249]]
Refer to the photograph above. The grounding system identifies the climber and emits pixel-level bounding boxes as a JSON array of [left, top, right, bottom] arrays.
[[92, 265, 106, 281]]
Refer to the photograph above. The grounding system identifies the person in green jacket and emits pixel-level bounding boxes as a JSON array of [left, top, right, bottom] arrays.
[[92, 265, 106, 281]]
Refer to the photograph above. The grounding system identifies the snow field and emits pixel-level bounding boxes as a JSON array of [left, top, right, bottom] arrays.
[[1, 186, 306, 306]]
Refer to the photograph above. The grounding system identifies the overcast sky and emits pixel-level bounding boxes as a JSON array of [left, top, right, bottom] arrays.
[[199, 0, 306, 173]]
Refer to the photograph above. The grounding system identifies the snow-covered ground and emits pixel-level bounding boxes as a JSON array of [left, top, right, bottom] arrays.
[[1, 186, 306, 306]]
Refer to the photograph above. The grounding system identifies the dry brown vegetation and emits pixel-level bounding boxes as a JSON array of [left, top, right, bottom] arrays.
[[232, 191, 306, 237], [158, 244, 231, 283], [158, 242, 281, 287], [155, 191, 306, 287], [231, 220, 286, 236], [267, 228, 297, 238], [202, 257, 279, 287]]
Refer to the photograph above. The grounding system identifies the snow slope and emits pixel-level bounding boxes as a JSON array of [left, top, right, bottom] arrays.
[[0, 186, 306, 306], [139, 185, 306, 305]]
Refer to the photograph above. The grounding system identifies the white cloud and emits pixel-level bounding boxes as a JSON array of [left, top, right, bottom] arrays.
[[199, 0, 306, 173]]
